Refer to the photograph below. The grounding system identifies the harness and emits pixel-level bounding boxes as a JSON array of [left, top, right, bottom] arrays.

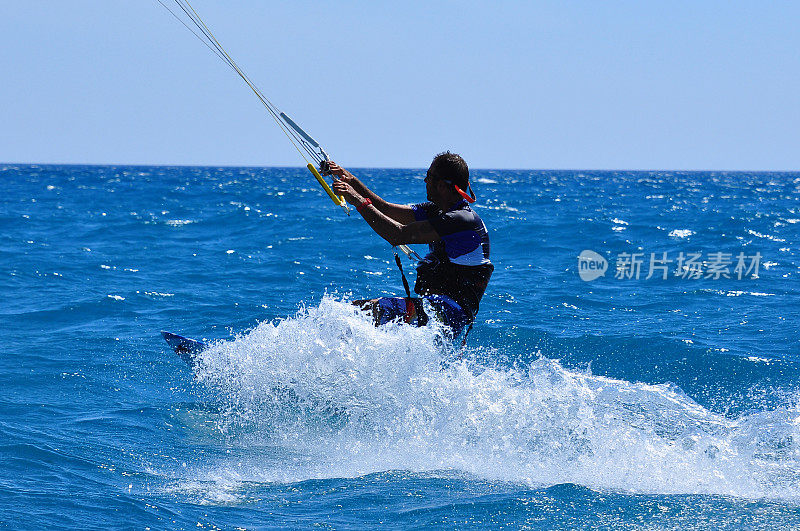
[[393, 247, 474, 346]]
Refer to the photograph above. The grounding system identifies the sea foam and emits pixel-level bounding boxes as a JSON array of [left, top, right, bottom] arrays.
[[178, 297, 800, 500]]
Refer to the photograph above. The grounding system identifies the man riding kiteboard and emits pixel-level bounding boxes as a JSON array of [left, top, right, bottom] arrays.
[[329, 152, 493, 336], [158, 4, 492, 355]]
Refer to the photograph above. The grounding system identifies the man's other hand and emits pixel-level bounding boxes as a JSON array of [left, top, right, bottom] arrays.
[[326, 162, 357, 185], [332, 179, 362, 206]]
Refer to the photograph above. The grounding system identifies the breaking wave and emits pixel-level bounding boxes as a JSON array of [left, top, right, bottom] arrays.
[[178, 296, 800, 500]]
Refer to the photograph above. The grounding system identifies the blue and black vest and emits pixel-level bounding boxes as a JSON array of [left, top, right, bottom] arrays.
[[411, 199, 493, 318]]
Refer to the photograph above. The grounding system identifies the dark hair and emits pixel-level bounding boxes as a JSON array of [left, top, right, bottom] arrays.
[[429, 151, 469, 190]]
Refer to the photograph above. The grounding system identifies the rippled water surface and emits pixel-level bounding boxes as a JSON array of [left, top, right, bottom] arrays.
[[1, 165, 799, 528]]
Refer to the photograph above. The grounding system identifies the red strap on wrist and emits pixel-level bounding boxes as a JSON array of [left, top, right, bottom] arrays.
[[357, 197, 372, 213]]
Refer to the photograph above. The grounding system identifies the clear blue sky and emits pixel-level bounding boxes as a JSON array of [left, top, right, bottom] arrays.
[[1, 1, 798, 170]]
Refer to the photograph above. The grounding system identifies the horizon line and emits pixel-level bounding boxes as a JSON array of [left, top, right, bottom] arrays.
[[2, 161, 799, 174]]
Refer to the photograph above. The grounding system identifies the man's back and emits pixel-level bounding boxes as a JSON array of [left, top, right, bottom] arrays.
[[412, 199, 493, 318]]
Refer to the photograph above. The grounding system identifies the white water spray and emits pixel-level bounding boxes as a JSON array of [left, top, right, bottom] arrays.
[[178, 296, 800, 500]]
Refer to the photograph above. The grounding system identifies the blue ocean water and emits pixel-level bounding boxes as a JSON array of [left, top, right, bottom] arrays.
[[1, 164, 799, 529]]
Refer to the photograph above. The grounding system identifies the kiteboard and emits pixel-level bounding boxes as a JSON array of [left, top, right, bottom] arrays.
[[161, 330, 207, 366]]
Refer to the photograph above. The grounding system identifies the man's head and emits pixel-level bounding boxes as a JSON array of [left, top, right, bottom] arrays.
[[425, 151, 474, 206]]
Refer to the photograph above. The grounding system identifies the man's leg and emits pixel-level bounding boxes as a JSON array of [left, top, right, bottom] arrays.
[[352, 297, 428, 327], [352, 298, 381, 325]]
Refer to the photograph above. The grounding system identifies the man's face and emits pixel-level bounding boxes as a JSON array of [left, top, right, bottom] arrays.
[[425, 167, 437, 202]]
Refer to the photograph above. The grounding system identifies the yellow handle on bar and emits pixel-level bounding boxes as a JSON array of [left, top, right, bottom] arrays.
[[307, 163, 347, 207]]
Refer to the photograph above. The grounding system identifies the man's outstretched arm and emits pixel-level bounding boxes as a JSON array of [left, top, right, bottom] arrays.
[[326, 162, 417, 225], [332, 179, 440, 246]]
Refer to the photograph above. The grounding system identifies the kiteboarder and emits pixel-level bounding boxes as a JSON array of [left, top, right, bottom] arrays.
[[329, 152, 493, 335], [158, 2, 490, 347]]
